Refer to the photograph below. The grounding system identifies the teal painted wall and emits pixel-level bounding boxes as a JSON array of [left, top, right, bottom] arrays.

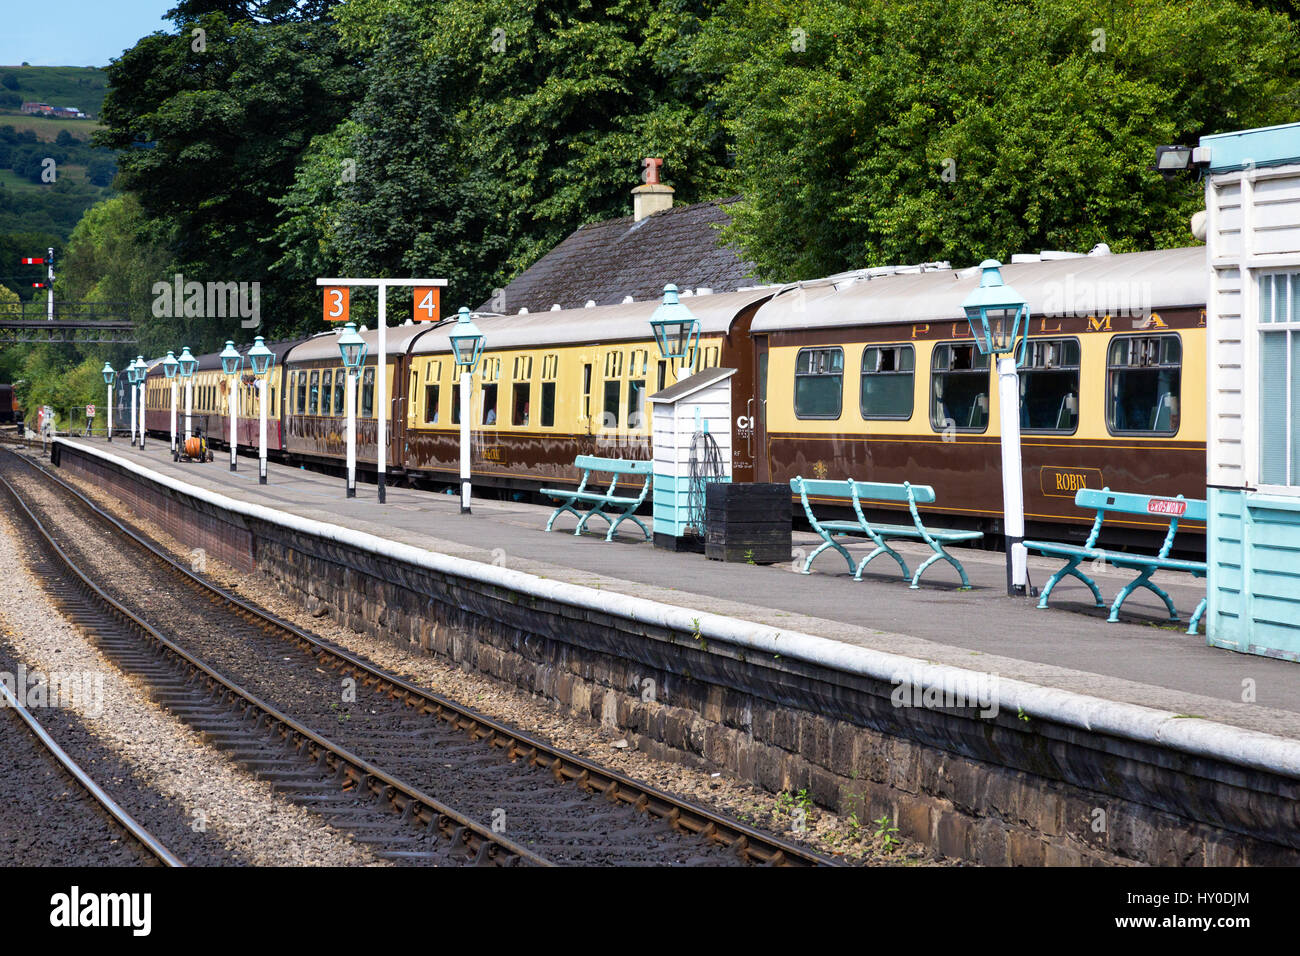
[[1208, 488, 1300, 661], [652, 473, 729, 537]]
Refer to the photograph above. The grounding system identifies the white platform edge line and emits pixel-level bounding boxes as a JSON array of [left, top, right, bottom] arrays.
[[54, 438, 1300, 779]]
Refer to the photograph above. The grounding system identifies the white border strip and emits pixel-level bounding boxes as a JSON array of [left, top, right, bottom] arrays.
[[55, 438, 1300, 778]]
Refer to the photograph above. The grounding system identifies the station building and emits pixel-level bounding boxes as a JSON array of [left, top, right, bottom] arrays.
[[1204, 121, 1300, 660]]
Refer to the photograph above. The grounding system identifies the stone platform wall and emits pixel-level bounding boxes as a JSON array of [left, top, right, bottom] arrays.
[[57, 444, 1300, 866]]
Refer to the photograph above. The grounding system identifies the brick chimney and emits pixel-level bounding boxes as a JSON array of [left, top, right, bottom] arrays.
[[632, 157, 674, 221]]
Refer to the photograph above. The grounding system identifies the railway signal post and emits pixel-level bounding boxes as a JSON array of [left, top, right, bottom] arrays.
[[449, 307, 485, 515], [247, 336, 274, 485], [338, 323, 367, 498], [101, 363, 115, 442], [961, 260, 1030, 597], [220, 341, 243, 471], [161, 351, 179, 453], [317, 277, 447, 504]]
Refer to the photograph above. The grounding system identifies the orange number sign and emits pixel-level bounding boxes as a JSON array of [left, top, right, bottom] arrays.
[[414, 286, 440, 322], [323, 286, 350, 323]]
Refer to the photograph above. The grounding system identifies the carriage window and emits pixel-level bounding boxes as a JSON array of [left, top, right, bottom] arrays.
[[582, 364, 592, 422], [361, 367, 375, 418], [333, 369, 345, 415], [452, 384, 461, 425], [1107, 334, 1181, 435], [794, 347, 843, 419], [320, 370, 333, 416], [481, 383, 498, 425], [296, 372, 306, 414], [541, 382, 556, 427], [1021, 339, 1080, 432], [308, 371, 319, 415], [512, 382, 530, 426], [657, 360, 667, 392], [603, 380, 621, 428], [860, 345, 914, 419], [627, 379, 646, 429], [930, 343, 990, 432], [424, 384, 439, 424]]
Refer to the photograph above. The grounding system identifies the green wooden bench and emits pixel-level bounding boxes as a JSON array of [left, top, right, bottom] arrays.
[[542, 455, 653, 542], [792, 477, 982, 588], [1024, 487, 1207, 634]]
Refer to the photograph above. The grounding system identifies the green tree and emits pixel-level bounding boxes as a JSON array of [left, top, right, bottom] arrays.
[[692, 0, 1300, 280]]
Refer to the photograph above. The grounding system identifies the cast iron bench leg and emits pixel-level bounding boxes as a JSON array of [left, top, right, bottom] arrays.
[[909, 543, 971, 590], [1109, 567, 1179, 624], [1187, 595, 1208, 635], [575, 501, 609, 536], [1036, 557, 1104, 609], [546, 499, 582, 532], [606, 510, 651, 542], [853, 544, 909, 582], [803, 535, 855, 575]]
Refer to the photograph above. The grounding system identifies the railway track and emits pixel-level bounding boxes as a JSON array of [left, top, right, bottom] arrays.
[[0, 662, 184, 867], [1, 447, 836, 867]]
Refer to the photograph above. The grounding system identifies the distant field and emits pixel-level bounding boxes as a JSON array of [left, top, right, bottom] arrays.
[[0, 65, 108, 117], [0, 113, 102, 142], [0, 163, 96, 193], [0, 113, 101, 142]]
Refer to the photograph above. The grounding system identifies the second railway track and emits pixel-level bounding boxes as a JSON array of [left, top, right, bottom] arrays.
[[0, 447, 835, 867]]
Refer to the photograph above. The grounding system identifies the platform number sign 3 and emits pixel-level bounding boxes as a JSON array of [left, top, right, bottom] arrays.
[[414, 286, 440, 322], [323, 286, 350, 323]]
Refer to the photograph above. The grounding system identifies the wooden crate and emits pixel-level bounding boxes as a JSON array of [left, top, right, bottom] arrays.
[[704, 483, 792, 564]]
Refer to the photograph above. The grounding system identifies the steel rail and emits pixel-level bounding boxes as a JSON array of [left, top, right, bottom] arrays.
[[0, 675, 185, 867], [11, 447, 838, 867], [0, 462, 550, 867]]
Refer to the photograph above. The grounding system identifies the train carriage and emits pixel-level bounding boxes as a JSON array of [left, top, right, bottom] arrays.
[[403, 289, 775, 490], [749, 246, 1207, 547]]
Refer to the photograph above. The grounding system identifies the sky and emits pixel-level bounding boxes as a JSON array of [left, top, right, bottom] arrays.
[[0, 0, 176, 67]]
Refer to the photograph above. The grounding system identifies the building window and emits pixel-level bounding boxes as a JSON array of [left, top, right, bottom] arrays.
[[424, 384, 439, 424], [512, 382, 530, 426], [860, 345, 914, 420], [320, 370, 333, 416], [1259, 272, 1300, 485], [541, 381, 556, 428], [930, 343, 990, 432], [1020, 338, 1080, 432], [794, 347, 843, 419], [627, 379, 646, 429], [603, 380, 621, 428], [1106, 334, 1181, 435], [361, 367, 375, 418], [481, 383, 497, 425]]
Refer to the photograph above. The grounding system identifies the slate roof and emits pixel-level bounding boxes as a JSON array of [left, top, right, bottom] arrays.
[[479, 197, 759, 314]]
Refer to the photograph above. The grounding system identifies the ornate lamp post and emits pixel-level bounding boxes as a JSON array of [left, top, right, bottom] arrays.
[[219, 340, 243, 471], [101, 363, 115, 443], [448, 307, 485, 515], [649, 284, 701, 379], [178, 346, 198, 439], [338, 322, 367, 499], [961, 259, 1031, 596], [247, 336, 274, 485], [125, 357, 143, 448], [161, 350, 179, 453]]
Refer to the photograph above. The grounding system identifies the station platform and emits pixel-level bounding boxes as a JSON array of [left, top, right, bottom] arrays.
[[50, 438, 1300, 741]]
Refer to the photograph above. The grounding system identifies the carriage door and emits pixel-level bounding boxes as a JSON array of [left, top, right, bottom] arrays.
[[751, 335, 772, 482]]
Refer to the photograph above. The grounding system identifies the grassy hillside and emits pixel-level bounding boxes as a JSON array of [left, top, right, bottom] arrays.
[[0, 114, 102, 143], [0, 65, 108, 119]]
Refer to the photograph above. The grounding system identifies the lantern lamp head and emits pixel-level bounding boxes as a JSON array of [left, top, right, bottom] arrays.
[[177, 347, 198, 378], [219, 340, 243, 376], [338, 322, 367, 370], [162, 350, 179, 380], [448, 307, 485, 371], [961, 260, 1029, 362], [101, 362, 116, 386], [649, 284, 700, 361], [248, 336, 274, 377]]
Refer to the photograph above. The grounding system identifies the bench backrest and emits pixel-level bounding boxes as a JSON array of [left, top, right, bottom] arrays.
[[1074, 486, 1205, 558], [575, 455, 653, 476], [790, 477, 936, 505], [1074, 487, 1206, 523]]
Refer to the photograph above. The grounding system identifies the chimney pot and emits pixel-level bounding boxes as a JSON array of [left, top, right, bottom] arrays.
[[632, 157, 674, 221]]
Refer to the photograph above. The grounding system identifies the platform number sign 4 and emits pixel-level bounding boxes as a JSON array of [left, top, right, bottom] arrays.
[[323, 286, 350, 323], [414, 286, 440, 322]]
